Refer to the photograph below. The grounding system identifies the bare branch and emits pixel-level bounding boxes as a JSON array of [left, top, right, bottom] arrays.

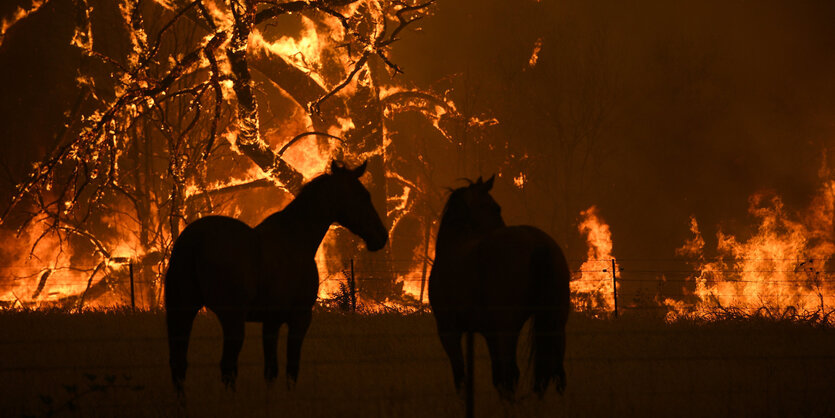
[[277, 131, 346, 157]]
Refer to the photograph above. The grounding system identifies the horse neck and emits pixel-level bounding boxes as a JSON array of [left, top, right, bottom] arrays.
[[257, 186, 334, 256], [435, 221, 480, 258]]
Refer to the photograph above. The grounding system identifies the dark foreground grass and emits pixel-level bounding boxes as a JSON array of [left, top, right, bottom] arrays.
[[1, 308, 834, 417]]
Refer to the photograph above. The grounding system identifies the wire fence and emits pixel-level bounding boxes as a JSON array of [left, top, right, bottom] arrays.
[[2, 257, 834, 322]]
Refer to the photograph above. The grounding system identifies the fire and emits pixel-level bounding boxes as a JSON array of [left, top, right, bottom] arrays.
[[0, 216, 135, 309], [0, 1, 46, 46], [315, 227, 348, 301], [666, 180, 835, 322], [250, 18, 328, 88], [572, 206, 619, 314], [0, 0, 481, 313], [282, 135, 342, 180]]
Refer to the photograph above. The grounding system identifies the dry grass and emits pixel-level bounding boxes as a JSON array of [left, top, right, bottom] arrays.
[[1, 308, 834, 417]]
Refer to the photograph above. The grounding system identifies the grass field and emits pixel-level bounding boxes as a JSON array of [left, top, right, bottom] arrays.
[[2, 309, 834, 417]]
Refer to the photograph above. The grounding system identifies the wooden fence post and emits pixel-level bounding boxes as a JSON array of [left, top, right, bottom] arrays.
[[611, 259, 618, 318], [349, 258, 356, 312], [129, 260, 135, 312]]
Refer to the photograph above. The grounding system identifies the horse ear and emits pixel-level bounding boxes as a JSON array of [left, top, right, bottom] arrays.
[[331, 159, 343, 174], [475, 176, 483, 185], [352, 160, 368, 178], [484, 174, 495, 191]]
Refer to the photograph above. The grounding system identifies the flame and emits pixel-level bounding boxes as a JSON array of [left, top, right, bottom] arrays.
[[0, 0, 46, 46], [282, 135, 341, 180], [250, 19, 327, 89], [666, 180, 835, 321], [572, 206, 619, 314], [316, 226, 347, 300], [0, 215, 138, 309], [2, 0, 459, 313]]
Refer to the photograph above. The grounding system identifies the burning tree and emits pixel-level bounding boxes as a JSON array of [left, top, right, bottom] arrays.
[[0, 0, 492, 309]]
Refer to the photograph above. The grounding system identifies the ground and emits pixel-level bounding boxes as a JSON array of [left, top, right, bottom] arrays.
[[1, 309, 834, 417]]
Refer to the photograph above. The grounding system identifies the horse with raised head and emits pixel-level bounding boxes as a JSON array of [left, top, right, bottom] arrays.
[[429, 176, 571, 400], [165, 160, 387, 394]]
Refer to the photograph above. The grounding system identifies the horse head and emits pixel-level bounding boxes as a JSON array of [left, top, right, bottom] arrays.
[[439, 175, 505, 243], [327, 160, 388, 251], [460, 175, 505, 233]]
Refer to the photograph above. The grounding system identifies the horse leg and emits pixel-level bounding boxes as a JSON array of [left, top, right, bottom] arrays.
[[262, 320, 281, 384], [285, 309, 312, 389], [556, 329, 567, 394], [167, 305, 200, 396], [485, 331, 520, 401], [218, 312, 246, 391], [437, 321, 466, 397]]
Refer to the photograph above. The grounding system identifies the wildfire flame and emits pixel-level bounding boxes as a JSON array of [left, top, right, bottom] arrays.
[[0, 1, 46, 46], [572, 205, 619, 314], [665, 180, 835, 321], [0, 213, 139, 309]]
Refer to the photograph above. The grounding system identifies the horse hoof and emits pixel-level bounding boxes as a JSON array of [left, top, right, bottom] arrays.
[[497, 386, 516, 403], [286, 376, 297, 391], [264, 367, 279, 383], [174, 386, 186, 405], [222, 376, 237, 392], [172, 378, 187, 400]]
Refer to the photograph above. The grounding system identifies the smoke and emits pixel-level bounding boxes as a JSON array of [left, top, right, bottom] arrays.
[[391, 0, 835, 301], [3, 0, 835, 306]]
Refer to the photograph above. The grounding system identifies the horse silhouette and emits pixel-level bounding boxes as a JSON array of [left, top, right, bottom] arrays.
[[165, 160, 387, 394], [429, 176, 571, 400]]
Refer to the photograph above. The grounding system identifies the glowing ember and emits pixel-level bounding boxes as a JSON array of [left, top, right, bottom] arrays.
[[513, 173, 526, 189], [528, 37, 543, 68]]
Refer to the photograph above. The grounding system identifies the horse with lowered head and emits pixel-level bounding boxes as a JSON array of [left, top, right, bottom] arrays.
[[165, 160, 387, 394], [429, 176, 571, 400]]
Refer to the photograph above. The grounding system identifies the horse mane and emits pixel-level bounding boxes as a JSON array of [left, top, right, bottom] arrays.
[[277, 165, 344, 217], [435, 183, 480, 252], [291, 161, 352, 201], [438, 185, 470, 230]]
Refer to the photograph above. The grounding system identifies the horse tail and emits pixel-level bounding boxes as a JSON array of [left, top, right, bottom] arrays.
[[164, 234, 203, 394], [528, 241, 571, 397]]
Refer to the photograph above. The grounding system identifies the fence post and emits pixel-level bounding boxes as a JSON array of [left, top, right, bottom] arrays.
[[349, 258, 356, 312], [129, 260, 135, 312], [611, 259, 618, 318], [419, 220, 432, 306], [465, 331, 475, 418]]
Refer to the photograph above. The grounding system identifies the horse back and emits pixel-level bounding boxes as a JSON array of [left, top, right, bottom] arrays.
[[478, 225, 570, 295], [166, 216, 261, 311], [470, 226, 570, 324]]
